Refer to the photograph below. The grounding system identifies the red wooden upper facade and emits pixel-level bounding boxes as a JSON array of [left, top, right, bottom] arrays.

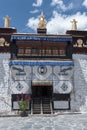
[[0, 28, 87, 59]]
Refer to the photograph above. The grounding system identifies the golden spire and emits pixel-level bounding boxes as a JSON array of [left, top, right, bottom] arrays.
[[71, 19, 77, 30], [4, 16, 11, 28], [38, 12, 46, 28]]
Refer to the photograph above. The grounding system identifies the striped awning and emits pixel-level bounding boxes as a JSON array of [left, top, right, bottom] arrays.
[[32, 81, 52, 86]]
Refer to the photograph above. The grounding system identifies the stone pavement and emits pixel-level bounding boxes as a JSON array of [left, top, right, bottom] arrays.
[[0, 113, 87, 130]]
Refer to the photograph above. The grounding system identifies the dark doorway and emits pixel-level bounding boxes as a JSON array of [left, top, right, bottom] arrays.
[[32, 85, 52, 98]]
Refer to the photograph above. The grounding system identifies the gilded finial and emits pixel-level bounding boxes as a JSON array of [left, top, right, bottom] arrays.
[[71, 19, 77, 30], [4, 16, 11, 28], [38, 12, 46, 28]]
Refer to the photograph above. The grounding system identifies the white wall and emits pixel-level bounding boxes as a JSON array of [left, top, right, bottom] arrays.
[[0, 53, 11, 113], [0, 54, 86, 113], [71, 54, 87, 111]]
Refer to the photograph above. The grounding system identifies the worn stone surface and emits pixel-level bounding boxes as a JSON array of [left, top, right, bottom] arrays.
[[0, 114, 87, 130]]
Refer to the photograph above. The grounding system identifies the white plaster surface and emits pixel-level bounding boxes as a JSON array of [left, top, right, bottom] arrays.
[[0, 53, 11, 113], [71, 54, 87, 111]]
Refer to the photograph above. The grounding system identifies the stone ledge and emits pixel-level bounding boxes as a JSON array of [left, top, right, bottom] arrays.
[[0, 111, 82, 117]]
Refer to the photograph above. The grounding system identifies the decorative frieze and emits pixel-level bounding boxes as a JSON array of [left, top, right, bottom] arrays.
[[11, 35, 72, 42], [9, 61, 74, 66]]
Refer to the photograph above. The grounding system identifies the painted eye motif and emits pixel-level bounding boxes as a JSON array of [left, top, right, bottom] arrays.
[[38, 66, 47, 75]]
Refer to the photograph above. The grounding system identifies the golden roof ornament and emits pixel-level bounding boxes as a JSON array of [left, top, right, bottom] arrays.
[[71, 19, 77, 30], [4, 16, 11, 28], [38, 12, 46, 28]]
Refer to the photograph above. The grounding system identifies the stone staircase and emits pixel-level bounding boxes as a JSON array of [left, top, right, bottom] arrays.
[[32, 97, 52, 114], [32, 98, 41, 114], [42, 97, 51, 114]]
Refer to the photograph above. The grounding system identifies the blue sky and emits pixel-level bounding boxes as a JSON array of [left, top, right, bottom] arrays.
[[0, 0, 87, 34]]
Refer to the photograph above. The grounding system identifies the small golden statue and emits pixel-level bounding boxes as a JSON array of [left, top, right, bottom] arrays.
[[4, 16, 11, 28], [71, 19, 77, 30], [38, 12, 46, 28]]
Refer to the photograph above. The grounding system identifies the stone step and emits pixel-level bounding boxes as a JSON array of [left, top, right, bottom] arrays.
[[32, 97, 52, 114]]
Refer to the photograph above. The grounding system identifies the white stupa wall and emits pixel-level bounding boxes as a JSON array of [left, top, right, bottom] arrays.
[[0, 53, 11, 113], [71, 54, 87, 111]]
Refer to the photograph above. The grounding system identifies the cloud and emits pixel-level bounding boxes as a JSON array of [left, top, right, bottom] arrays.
[[83, 0, 87, 8], [30, 9, 39, 14], [32, 0, 43, 7], [47, 11, 87, 34], [51, 0, 73, 11], [27, 11, 87, 34], [27, 17, 39, 32]]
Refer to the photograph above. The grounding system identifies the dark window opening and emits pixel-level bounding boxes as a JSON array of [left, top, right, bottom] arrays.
[[17, 48, 66, 57]]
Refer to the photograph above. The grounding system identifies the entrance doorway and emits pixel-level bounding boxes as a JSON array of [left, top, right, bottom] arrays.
[[32, 85, 52, 98], [31, 82, 53, 114]]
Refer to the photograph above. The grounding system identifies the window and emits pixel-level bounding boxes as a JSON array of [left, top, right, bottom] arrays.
[[31, 48, 39, 56], [38, 49, 42, 56], [17, 47, 66, 57], [59, 50, 66, 56], [25, 48, 31, 56], [18, 48, 24, 56], [53, 49, 58, 56], [42, 49, 46, 56], [46, 49, 51, 56]]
